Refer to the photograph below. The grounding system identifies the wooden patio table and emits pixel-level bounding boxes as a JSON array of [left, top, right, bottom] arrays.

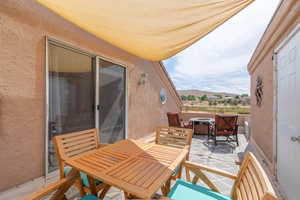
[[65, 139, 188, 199]]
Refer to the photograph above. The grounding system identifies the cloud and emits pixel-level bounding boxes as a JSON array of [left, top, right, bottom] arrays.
[[163, 0, 281, 94]]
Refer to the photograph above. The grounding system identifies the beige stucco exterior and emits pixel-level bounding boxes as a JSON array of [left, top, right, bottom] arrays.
[[248, 0, 300, 173], [0, 0, 181, 191]]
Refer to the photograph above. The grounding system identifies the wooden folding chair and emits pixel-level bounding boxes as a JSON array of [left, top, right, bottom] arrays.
[[53, 128, 110, 198], [155, 126, 193, 191], [166, 152, 277, 200], [25, 170, 99, 200]]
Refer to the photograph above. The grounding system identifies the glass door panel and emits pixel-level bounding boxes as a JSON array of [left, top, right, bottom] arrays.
[[98, 60, 126, 143], [48, 44, 95, 172]]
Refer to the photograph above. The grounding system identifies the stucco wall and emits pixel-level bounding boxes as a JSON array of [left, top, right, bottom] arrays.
[[248, 0, 300, 171], [250, 51, 274, 163], [0, 0, 181, 191]]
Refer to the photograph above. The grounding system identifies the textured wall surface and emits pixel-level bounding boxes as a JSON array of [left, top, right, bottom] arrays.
[[248, 0, 300, 171], [0, 0, 181, 191], [250, 51, 274, 163]]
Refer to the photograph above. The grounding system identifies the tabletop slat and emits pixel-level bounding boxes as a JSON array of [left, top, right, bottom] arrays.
[[65, 139, 187, 198]]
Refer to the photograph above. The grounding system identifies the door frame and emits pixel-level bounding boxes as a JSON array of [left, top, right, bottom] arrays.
[[45, 36, 128, 177], [273, 23, 300, 180]]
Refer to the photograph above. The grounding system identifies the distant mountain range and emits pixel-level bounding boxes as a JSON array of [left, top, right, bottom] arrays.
[[177, 89, 243, 98]]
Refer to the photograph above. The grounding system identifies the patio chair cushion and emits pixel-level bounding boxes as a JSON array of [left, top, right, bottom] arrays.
[[168, 179, 232, 200], [80, 194, 99, 200], [64, 167, 102, 187]]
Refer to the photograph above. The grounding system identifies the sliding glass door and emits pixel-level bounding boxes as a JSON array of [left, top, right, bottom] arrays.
[[98, 59, 126, 143], [47, 41, 126, 173], [48, 43, 95, 173]]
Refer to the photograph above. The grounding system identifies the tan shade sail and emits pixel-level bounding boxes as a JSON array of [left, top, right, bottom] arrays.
[[37, 0, 254, 61]]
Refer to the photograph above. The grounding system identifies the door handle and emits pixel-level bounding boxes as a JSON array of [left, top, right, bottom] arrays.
[[96, 105, 102, 110], [291, 136, 300, 143]]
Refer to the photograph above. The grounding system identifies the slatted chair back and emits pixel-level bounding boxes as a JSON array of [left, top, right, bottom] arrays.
[[215, 115, 238, 134], [231, 152, 277, 200], [167, 112, 181, 127], [54, 128, 100, 178], [25, 172, 80, 200], [156, 126, 193, 155]]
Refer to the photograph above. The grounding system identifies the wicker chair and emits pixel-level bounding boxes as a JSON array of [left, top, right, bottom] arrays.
[[213, 115, 239, 146]]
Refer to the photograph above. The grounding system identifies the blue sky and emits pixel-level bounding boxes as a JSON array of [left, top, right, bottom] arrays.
[[163, 0, 281, 95]]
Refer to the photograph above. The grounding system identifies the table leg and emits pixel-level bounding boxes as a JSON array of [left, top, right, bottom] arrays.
[[192, 121, 195, 134], [99, 184, 111, 199], [124, 192, 130, 200], [164, 178, 171, 195], [87, 175, 97, 196], [207, 123, 210, 140], [64, 168, 85, 197], [123, 192, 138, 199], [178, 164, 183, 179]]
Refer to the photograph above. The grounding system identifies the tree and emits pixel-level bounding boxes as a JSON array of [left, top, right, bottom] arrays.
[[209, 101, 212, 106], [235, 95, 240, 99], [187, 95, 196, 101], [241, 94, 249, 97], [213, 101, 217, 106], [197, 96, 202, 102], [218, 100, 225, 104], [181, 95, 187, 101], [200, 94, 208, 101], [232, 100, 238, 106]]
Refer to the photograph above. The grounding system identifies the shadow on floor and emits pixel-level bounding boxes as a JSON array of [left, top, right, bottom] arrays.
[[193, 134, 239, 154]]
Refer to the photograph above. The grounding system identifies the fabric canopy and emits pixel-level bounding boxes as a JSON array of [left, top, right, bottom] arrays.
[[37, 0, 254, 61]]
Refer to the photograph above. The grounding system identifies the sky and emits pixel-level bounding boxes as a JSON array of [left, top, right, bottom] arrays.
[[163, 0, 282, 95]]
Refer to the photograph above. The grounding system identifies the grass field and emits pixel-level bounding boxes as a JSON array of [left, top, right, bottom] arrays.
[[182, 106, 250, 114]]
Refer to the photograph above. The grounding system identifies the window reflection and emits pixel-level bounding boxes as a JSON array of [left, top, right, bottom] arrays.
[[48, 44, 95, 172], [98, 60, 126, 143]]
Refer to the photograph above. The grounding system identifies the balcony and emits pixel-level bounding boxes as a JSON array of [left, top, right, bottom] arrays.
[[0, 120, 284, 200]]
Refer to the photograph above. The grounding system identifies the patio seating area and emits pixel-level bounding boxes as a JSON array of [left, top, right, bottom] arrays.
[[23, 128, 282, 200], [2, 0, 299, 198], [100, 133, 250, 199]]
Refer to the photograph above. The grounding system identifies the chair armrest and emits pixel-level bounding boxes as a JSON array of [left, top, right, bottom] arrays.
[[181, 121, 193, 129], [183, 145, 191, 152], [143, 137, 156, 144], [183, 161, 237, 179], [25, 174, 79, 200], [159, 197, 172, 200]]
